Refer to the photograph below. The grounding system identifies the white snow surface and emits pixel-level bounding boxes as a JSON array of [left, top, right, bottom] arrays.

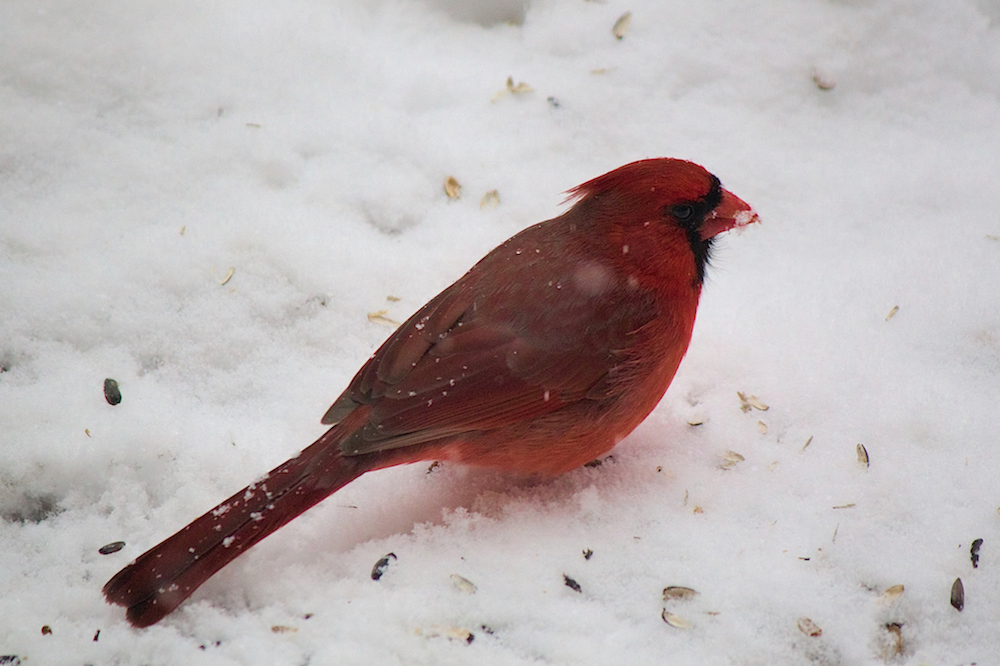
[[2, 0, 999, 664]]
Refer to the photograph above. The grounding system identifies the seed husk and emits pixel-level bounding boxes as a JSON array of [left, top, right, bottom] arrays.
[[480, 190, 500, 209], [612, 11, 632, 39], [662, 586, 697, 602], [718, 450, 745, 470], [971, 538, 983, 569], [661, 610, 692, 629], [883, 622, 904, 658], [450, 574, 477, 594], [882, 584, 905, 601], [950, 577, 964, 611], [491, 76, 534, 102], [797, 617, 822, 637], [98, 541, 126, 555], [563, 574, 582, 593], [737, 391, 769, 412], [444, 176, 462, 200], [103, 378, 122, 406], [416, 625, 474, 644], [371, 552, 397, 581], [812, 69, 836, 91], [367, 310, 400, 327]]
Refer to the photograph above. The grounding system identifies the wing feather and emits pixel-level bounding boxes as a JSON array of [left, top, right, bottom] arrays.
[[322, 220, 662, 457]]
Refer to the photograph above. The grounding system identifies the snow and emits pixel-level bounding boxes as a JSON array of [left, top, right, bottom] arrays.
[[1, 0, 999, 663]]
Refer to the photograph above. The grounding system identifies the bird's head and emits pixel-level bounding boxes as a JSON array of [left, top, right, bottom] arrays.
[[565, 158, 759, 286]]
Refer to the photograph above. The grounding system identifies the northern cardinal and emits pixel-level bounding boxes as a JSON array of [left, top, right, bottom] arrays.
[[103, 158, 758, 627]]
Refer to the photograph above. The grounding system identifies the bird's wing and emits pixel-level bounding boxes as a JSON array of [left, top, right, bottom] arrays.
[[322, 249, 660, 456]]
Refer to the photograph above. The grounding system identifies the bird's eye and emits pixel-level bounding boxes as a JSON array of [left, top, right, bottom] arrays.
[[670, 204, 694, 222]]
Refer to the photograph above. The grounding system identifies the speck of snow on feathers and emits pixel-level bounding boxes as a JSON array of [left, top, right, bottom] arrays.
[[1, 0, 999, 664]]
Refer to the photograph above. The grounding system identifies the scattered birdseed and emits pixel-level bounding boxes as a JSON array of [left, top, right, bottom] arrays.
[[371, 552, 397, 581], [219, 266, 235, 286], [444, 176, 462, 199], [491, 76, 534, 102], [415, 625, 474, 644], [797, 617, 822, 637], [506, 77, 533, 94], [367, 310, 400, 327], [856, 443, 870, 468], [612, 11, 632, 39], [103, 378, 121, 405], [811, 68, 836, 91], [950, 577, 964, 611], [971, 538, 983, 569], [98, 541, 126, 555], [563, 574, 582, 593], [885, 305, 899, 321], [271, 625, 297, 634], [584, 455, 614, 468], [450, 574, 477, 594], [882, 584, 905, 602], [662, 586, 698, 602], [718, 450, 745, 470], [737, 391, 769, 412], [882, 622, 904, 659], [480, 190, 500, 209], [661, 610, 692, 629]]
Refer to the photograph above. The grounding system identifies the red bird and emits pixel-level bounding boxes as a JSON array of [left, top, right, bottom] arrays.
[[103, 158, 758, 627]]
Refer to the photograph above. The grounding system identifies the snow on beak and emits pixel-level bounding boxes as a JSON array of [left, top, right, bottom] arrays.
[[699, 188, 760, 241]]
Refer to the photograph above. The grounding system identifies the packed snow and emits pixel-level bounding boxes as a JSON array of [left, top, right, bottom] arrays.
[[1, 0, 999, 664]]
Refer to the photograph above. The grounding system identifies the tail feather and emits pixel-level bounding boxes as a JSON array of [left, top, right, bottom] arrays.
[[103, 418, 373, 627]]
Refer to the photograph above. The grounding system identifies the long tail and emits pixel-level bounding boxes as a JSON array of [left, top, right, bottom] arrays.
[[103, 411, 382, 627]]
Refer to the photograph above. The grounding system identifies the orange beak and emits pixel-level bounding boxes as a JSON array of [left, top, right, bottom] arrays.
[[699, 188, 760, 241]]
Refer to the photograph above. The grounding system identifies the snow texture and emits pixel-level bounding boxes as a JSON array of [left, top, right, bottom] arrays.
[[2, 0, 999, 664]]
